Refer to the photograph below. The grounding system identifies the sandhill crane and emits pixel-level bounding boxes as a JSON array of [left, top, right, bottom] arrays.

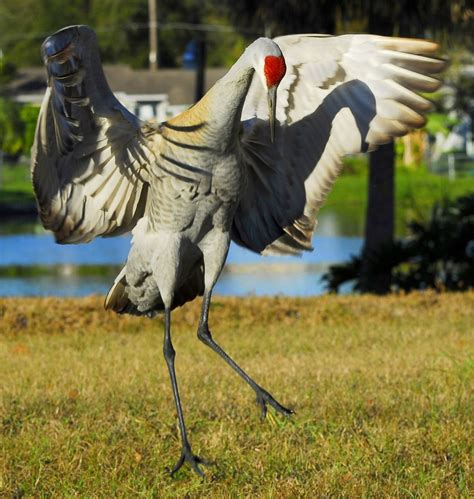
[[32, 25, 445, 476]]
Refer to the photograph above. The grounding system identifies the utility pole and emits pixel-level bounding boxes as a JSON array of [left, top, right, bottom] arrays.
[[195, 33, 206, 103], [148, 0, 158, 71]]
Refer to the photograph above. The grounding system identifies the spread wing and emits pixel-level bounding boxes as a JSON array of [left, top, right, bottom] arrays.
[[31, 25, 155, 244], [233, 34, 446, 255]]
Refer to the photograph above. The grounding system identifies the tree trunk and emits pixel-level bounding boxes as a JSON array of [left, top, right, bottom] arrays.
[[359, 2, 396, 294], [360, 143, 395, 293]]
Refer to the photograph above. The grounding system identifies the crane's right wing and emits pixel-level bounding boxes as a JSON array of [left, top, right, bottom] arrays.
[[32, 25, 155, 244], [233, 34, 445, 255]]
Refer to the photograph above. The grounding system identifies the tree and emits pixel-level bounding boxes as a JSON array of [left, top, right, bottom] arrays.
[[0, 98, 23, 158], [223, 0, 339, 36], [359, 0, 474, 293], [0, 0, 249, 69], [0, 0, 94, 67]]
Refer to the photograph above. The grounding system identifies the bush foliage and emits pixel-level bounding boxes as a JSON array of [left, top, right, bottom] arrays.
[[0, 98, 39, 159], [323, 193, 474, 293]]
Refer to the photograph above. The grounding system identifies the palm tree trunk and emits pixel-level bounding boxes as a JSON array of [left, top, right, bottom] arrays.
[[360, 143, 395, 293], [359, 2, 396, 293]]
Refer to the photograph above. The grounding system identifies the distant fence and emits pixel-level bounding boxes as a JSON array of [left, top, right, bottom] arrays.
[[430, 153, 474, 179]]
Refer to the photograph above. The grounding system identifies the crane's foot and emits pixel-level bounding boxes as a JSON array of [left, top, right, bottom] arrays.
[[255, 387, 294, 419], [170, 444, 210, 478]]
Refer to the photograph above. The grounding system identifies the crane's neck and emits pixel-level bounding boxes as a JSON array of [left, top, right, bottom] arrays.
[[205, 53, 256, 146], [165, 49, 256, 152]]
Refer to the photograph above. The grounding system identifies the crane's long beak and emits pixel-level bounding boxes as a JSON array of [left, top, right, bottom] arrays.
[[267, 85, 277, 143]]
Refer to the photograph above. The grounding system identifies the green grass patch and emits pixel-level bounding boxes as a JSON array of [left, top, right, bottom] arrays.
[[1, 293, 473, 496], [326, 161, 474, 235], [0, 162, 34, 204]]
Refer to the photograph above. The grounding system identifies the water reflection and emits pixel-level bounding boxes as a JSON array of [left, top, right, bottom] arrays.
[[217, 264, 355, 296], [0, 210, 363, 297], [0, 208, 366, 237], [0, 264, 356, 298], [1, 233, 362, 267], [0, 275, 114, 297]]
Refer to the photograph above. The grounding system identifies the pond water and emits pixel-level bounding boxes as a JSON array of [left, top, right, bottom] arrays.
[[0, 212, 363, 297]]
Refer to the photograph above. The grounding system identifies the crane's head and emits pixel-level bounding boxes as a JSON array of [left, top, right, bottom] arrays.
[[250, 38, 286, 142]]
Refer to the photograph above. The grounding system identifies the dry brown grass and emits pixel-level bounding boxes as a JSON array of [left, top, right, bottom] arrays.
[[1, 292, 473, 497]]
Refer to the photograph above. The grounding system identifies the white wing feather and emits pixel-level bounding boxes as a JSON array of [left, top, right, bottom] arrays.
[[234, 34, 445, 255]]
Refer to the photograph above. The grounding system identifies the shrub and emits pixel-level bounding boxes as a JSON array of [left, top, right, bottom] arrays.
[[0, 97, 23, 159], [0, 98, 40, 159], [322, 194, 474, 293]]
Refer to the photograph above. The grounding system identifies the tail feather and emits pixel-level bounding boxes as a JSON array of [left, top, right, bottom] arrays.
[[104, 265, 205, 316], [104, 268, 130, 312]]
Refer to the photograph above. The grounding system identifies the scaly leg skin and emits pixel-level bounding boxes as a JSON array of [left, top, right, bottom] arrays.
[[197, 291, 294, 419], [163, 308, 210, 477]]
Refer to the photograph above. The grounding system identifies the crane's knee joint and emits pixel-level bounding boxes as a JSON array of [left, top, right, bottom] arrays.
[[197, 325, 212, 345], [163, 341, 175, 362]]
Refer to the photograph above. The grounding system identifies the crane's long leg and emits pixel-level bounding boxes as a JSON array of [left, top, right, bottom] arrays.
[[197, 291, 294, 418], [163, 307, 209, 477]]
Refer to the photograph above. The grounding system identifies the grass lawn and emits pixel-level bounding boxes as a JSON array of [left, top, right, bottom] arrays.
[[1, 293, 472, 496]]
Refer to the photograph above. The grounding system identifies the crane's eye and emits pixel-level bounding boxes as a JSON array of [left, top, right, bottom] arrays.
[[264, 55, 286, 87]]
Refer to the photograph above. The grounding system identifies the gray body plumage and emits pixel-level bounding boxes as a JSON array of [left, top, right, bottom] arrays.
[[113, 142, 244, 315]]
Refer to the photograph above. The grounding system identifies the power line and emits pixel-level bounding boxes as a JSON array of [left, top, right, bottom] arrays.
[[0, 21, 262, 44], [141, 21, 261, 35]]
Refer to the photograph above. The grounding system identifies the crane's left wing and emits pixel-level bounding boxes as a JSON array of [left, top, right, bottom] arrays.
[[31, 25, 155, 244], [233, 34, 445, 255]]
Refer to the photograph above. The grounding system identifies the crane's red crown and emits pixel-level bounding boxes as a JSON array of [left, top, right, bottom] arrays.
[[264, 55, 286, 87]]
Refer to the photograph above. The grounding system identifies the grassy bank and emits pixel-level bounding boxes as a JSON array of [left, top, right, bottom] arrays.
[[1, 293, 472, 496], [2, 161, 473, 235], [0, 162, 33, 205], [326, 164, 474, 234], [0, 162, 37, 220]]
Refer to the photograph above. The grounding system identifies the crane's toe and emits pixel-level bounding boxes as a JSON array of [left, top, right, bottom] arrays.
[[169, 445, 211, 478], [255, 387, 294, 420]]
